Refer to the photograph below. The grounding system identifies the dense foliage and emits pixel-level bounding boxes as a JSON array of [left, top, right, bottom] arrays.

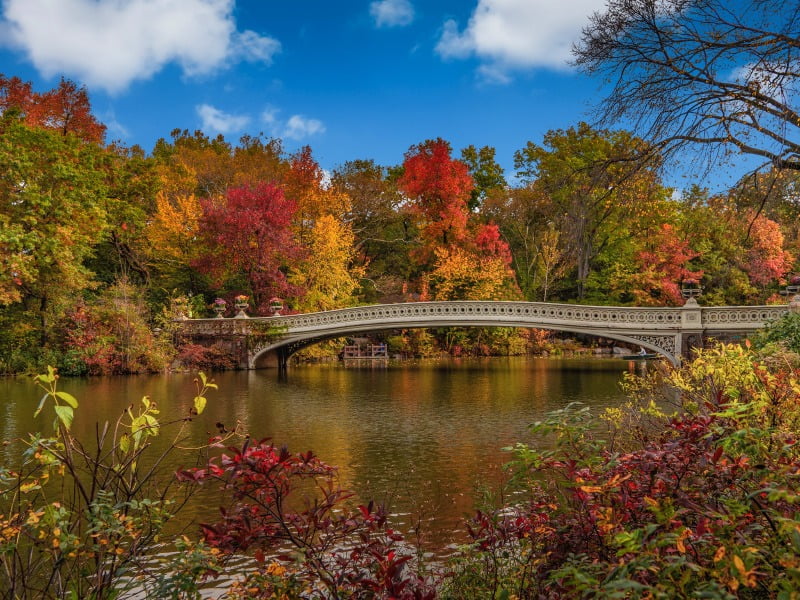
[[1, 74, 799, 374], [443, 343, 800, 598]]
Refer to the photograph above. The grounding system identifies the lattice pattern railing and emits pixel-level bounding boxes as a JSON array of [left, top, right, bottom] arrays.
[[180, 301, 788, 336]]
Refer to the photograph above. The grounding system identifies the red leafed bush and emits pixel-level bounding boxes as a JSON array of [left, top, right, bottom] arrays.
[[446, 345, 800, 598], [176, 343, 238, 371], [179, 440, 436, 598]]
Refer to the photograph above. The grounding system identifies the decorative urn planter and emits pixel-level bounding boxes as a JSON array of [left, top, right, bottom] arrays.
[[233, 295, 250, 319], [782, 275, 800, 313], [269, 297, 284, 316], [681, 279, 702, 305], [213, 298, 227, 318]]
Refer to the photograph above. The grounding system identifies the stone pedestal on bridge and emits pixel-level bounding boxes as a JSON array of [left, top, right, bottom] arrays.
[[678, 299, 705, 360]]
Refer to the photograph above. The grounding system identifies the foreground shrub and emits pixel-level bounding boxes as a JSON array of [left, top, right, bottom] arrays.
[[445, 344, 800, 598], [0, 369, 225, 599], [181, 442, 437, 599]]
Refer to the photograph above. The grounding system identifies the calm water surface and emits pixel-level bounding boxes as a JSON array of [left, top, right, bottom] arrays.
[[0, 357, 632, 548]]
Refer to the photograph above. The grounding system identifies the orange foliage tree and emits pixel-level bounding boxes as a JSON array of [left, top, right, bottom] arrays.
[[629, 224, 703, 306], [0, 74, 106, 142], [743, 213, 794, 287], [283, 146, 350, 243]]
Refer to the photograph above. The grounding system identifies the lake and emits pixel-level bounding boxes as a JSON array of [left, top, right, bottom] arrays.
[[0, 357, 634, 551]]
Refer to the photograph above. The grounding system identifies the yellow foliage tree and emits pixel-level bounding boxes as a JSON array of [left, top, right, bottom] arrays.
[[428, 246, 517, 301], [289, 215, 365, 311], [146, 190, 203, 266]]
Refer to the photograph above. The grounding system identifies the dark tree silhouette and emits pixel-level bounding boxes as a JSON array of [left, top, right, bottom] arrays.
[[573, 0, 800, 176]]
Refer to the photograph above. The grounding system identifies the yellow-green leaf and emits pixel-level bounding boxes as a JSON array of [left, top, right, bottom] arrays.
[[194, 395, 207, 415], [54, 405, 74, 429], [55, 391, 78, 408]]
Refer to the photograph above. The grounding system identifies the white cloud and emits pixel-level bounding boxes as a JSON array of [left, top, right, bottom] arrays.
[[370, 0, 415, 28], [0, 0, 281, 93], [436, 0, 605, 79], [197, 104, 250, 134], [261, 108, 325, 140], [102, 111, 130, 139], [232, 29, 281, 63], [283, 115, 326, 140], [261, 106, 279, 128]]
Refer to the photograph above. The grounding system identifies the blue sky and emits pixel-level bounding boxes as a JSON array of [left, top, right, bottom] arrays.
[[0, 0, 737, 190]]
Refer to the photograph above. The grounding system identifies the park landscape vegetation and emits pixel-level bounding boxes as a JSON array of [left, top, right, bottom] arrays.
[[2, 0, 800, 596]]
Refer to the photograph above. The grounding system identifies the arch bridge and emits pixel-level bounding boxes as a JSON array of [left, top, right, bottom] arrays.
[[179, 300, 790, 369]]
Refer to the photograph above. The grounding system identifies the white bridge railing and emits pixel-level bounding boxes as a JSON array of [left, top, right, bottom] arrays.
[[180, 301, 790, 367]]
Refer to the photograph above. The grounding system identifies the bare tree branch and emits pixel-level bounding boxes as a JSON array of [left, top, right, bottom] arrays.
[[574, 0, 800, 175]]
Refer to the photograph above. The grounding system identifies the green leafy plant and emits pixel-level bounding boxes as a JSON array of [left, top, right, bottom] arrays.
[[0, 369, 228, 599]]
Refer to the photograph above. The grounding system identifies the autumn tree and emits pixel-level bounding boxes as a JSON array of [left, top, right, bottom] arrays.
[[194, 183, 302, 312], [0, 74, 106, 142], [627, 224, 702, 306], [743, 212, 794, 287], [678, 188, 759, 304], [398, 138, 474, 255], [482, 184, 573, 301], [0, 120, 109, 346], [289, 215, 365, 311], [514, 123, 666, 299], [284, 146, 350, 244], [88, 143, 160, 285], [534, 224, 571, 302], [331, 159, 411, 300], [146, 189, 204, 289], [574, 0, 800, 176], [731, 169, 800, 260], [152, 129, 237, 199], [428, 223, 518, 301], [332, 159, 401, 244], [461, 144, 506, 211]]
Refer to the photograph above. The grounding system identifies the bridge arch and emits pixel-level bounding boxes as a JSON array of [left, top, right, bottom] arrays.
[[180, 301, 788, 370], [250, 321, 680, 368]]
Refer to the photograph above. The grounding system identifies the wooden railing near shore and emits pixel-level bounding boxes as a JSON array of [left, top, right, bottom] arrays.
[[342, 344, 388, 359]]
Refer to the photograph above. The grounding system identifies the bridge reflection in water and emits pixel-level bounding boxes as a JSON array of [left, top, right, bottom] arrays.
[[179, 300, 789, 369]]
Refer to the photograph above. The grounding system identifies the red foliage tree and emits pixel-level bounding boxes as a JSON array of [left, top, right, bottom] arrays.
[[194, 183, 303, 312], [632, 223, 702, 305], [474, 222, 513, 266], [0, 74, 105, 142], [398, 138, 474, 252]]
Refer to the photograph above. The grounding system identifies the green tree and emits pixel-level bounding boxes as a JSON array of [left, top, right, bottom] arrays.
[[331, 159, 412, 301], [0, 120, 109, 348], [460, 144, 506, 211], [514, 123, 665, 299]]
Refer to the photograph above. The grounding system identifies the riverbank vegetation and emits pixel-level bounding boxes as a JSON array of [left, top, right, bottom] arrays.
[[2, 73, 799, 374], [3, 321, 800, 598]]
